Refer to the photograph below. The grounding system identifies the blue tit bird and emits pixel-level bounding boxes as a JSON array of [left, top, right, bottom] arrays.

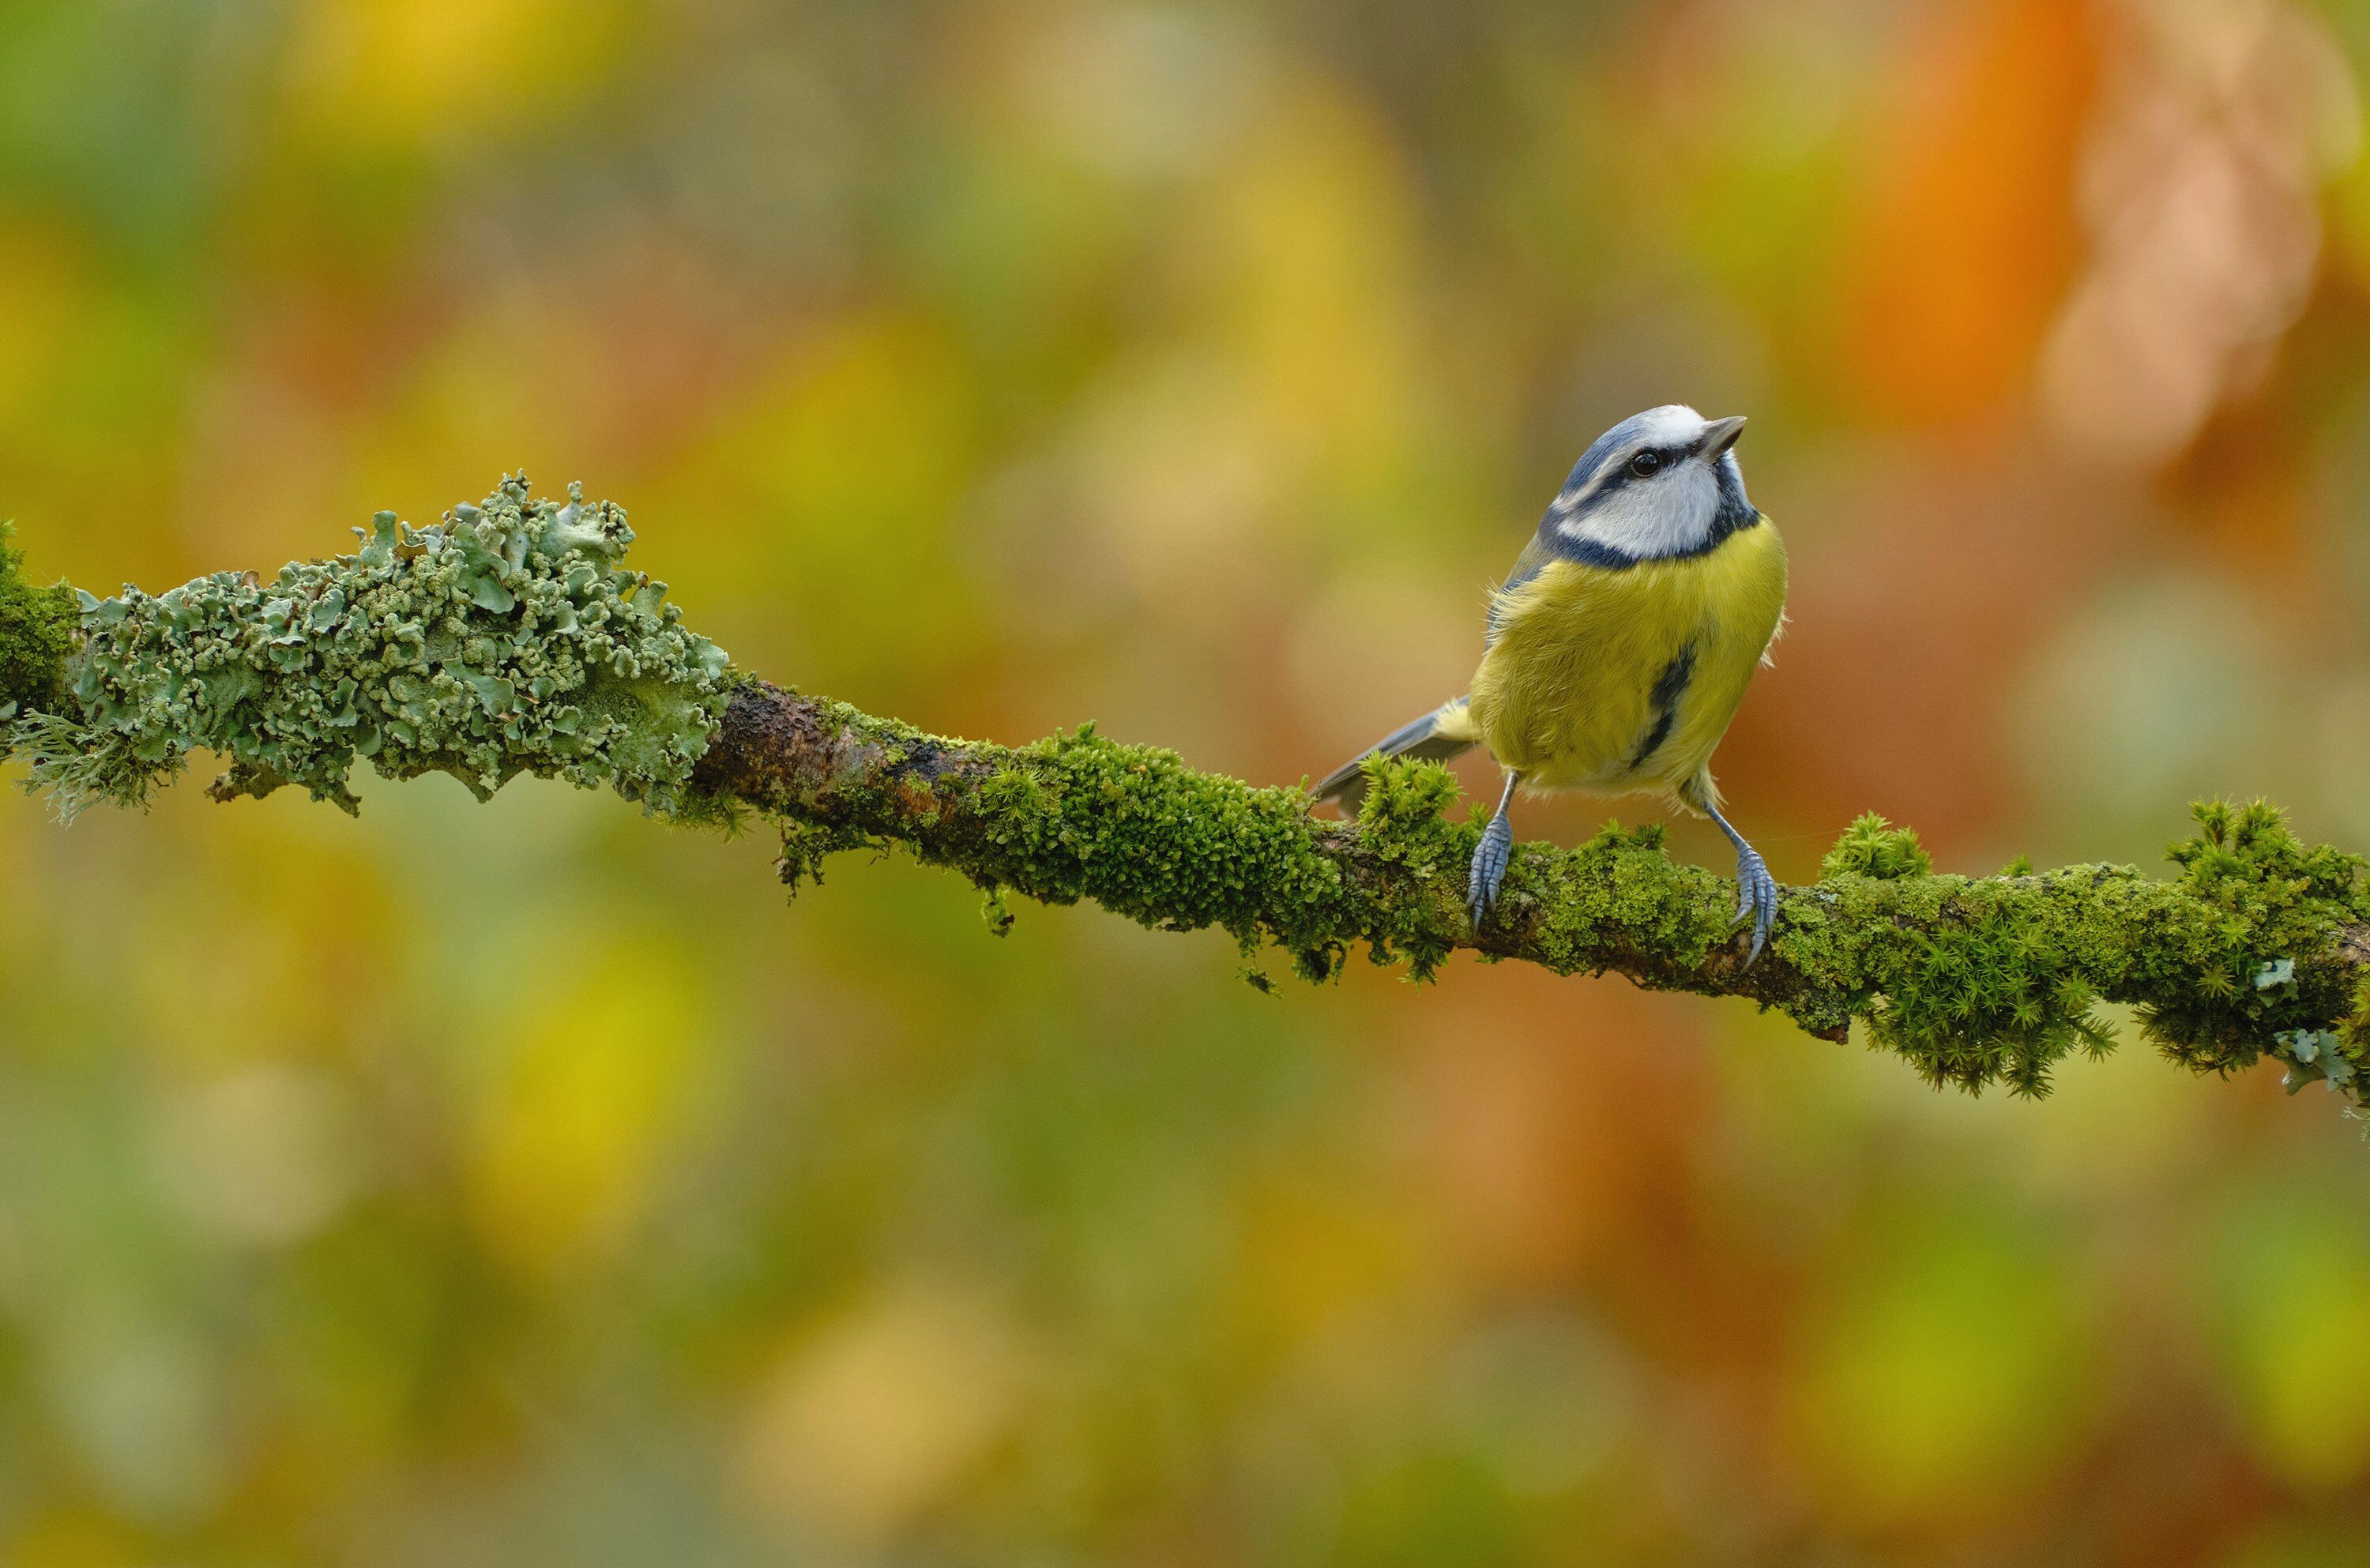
[[1313, 405, 1789, 961]]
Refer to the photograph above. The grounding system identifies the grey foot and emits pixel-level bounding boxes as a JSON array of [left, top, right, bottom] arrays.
[[1468, 813, 1514, 927], [1734, 843, 1779, 964]]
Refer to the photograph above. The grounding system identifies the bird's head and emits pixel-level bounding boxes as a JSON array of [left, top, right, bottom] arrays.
[[1541, 404, 1755, 563]]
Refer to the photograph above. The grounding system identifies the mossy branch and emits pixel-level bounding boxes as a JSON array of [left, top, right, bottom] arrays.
[[4, 489, 2368, 1113]]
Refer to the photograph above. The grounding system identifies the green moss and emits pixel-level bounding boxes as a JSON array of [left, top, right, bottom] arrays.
[[0, 521, 76, 722], [777, 816, 874, 893], [1770, 799, 2365, 1100], [1350, 754, 1470, 980], [20, 476, 732, 821], [1846, 876, 2124, 1097], [1823, 812, 1934, 880], [1515, 819, 1729, 980], [2324, 973, 2370, 1101], [771, 710, 2367, 1108], [952, 723, 1376, 983], [2138, 800, 2368, 1097], [769, 717, 1420, 985]]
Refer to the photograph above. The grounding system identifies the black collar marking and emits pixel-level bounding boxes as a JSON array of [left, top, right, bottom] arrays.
[[1552, 507, 1762, 571]]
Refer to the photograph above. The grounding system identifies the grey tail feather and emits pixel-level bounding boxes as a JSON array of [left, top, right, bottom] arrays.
[[1311, 700, 1476, 810]]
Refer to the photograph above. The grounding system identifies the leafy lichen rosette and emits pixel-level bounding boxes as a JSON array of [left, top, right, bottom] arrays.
[[15, 476, 733, 820]]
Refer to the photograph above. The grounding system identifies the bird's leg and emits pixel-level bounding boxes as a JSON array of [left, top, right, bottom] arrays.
[[1699, 796, 1778, 964], [1468, 770, 1521, 928]]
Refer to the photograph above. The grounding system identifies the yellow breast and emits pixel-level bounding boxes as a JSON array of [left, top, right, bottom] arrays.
[[1466, 520, 1787, 796]]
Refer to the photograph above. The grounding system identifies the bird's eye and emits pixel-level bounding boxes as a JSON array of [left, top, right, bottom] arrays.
[[1628, 451, 1662, 478]]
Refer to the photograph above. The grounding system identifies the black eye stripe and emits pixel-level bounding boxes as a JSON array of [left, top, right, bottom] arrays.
[[1558, 438, 1705, 515]]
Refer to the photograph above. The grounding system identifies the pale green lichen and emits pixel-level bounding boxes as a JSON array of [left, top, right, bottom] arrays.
[[17, 476, 732, 822]]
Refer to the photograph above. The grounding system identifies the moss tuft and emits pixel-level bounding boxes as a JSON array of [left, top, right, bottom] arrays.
[[777, 816, 874, 893], [1856, 891, 2122, 1097], [2138, 800, 2368, 1100], [1517, 819, 1729, 981], [1352, 755, 1469, 980], [1823, 812, 1934, 881], [1750, 799, 2368, 1100], [947, 724, 1379, 981], [0, 521, 76, 724]]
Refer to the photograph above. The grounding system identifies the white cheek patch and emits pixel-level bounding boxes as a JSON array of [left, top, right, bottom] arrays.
[[1559, 463, 1721, 558]]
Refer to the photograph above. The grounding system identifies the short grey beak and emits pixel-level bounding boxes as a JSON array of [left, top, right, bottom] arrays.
[[1701, 416, 1747, 457]]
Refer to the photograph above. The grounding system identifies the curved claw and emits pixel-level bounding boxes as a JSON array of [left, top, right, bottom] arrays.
[[1733, 843, 1778, 965], [1468, 812, 1514, 928]]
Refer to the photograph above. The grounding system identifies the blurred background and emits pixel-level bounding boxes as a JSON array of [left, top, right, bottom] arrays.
[[2, 0, 2369, 1562]]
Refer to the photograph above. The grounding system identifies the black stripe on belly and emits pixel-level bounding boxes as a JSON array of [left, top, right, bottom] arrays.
[[1629, 643, 1696, 770]]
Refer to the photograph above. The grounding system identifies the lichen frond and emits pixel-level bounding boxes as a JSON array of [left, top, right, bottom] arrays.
[[6, 708, 171, 823], [38, 476, 734, 818]]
